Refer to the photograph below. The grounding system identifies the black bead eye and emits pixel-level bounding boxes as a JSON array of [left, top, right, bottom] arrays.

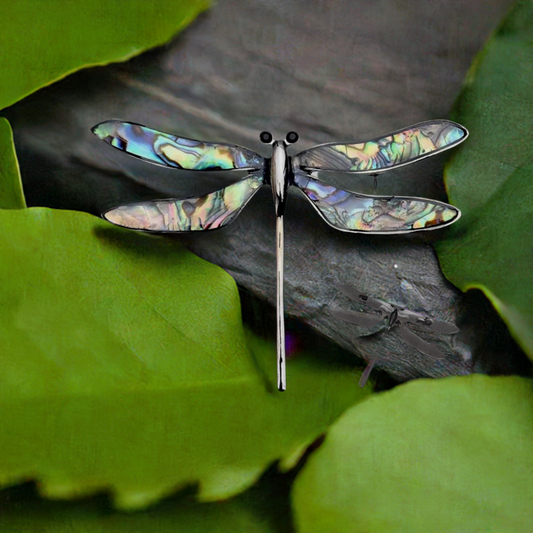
[[260, 131, 273, 144], [285, 131, 299, 144]]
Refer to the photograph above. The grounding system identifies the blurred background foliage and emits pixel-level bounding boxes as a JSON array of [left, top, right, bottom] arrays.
[[0, 0, 532, 531]]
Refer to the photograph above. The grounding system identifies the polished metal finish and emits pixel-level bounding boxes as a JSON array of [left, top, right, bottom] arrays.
[[270, 141, 289, 390]]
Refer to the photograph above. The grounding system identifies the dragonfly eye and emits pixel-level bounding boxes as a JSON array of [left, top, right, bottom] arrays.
[[285, 131, 299, 144], [260, 131, 273, 144]]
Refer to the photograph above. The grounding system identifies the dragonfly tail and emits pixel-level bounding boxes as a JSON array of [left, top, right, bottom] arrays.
[[276, 215, 287, 391]]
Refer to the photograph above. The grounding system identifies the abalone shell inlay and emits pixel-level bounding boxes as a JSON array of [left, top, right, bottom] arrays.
[[93, 121, 264, 171], [293, 173, 459, 233], [294, 120, 467, 173], [103, 174, 264, 232]]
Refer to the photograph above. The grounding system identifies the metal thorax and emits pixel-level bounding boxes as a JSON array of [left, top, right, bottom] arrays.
[[260, 130, 299, 218], [92, 119, 467, 392]]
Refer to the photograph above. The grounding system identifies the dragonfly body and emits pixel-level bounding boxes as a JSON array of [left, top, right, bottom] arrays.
[[92, 119, 468, 391], [262, 132, 299, 391]]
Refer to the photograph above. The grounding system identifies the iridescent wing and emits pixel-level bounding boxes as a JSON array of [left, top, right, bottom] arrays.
[[397, 325, 446, 359], [294, 173, 460, 234], [102, 174, 264, 232], [92, 120, 264, 171], [397, 309, 460, 334], [293, 120, 468, 173]]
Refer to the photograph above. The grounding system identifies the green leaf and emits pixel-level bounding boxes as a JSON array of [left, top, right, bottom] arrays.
[[0, 206, 368, 510], [0, 0, 368, 514], [435, 0, 533, 356], [0, 0, 209, 111], [0, 498, 274, 533], [0, 479, 285, 533], [292, 375, 533, 533], [0, 118, 25, 209]]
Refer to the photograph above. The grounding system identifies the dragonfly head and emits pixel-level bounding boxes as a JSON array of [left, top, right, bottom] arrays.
[[259, 131, 299, 148]]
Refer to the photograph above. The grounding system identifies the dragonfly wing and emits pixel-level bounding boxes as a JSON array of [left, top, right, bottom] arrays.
[[294, 173, 460, 234], [400, 310, 460, 334], [103, 174, 264, 232], [330, 307, 384, 328], [398, 325, 446, 359], [92, 120, 264, 171], [332, 281, 389, 313], [293, 120, 467, 173]]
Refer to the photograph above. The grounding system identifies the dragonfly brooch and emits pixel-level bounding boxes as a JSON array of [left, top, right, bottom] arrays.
[[330, 281, 460, 387], [92, 119, 468, 391]]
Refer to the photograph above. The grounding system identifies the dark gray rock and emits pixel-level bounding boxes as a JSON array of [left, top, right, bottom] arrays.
[[5, 0, 527, 383]]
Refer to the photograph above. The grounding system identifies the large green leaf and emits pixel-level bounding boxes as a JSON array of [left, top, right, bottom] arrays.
[[0, 0, 208, 233], [0, 499, 275, 533], [0, 0, 209, 111], [0, 118, 25, 209], [292, 375, 533, 532], [435, 0, 533, 356], [0, 476, 287, 533], [0, 1, 368, 508], [0, 205, 368, 510]]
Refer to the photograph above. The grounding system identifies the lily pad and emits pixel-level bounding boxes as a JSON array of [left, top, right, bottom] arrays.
[[292, 375, 533, 532], [0, 201, 367, 510], [0, 0, 209, 111], [436, 0, 533, 357], [0, 118, 25, 209]]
